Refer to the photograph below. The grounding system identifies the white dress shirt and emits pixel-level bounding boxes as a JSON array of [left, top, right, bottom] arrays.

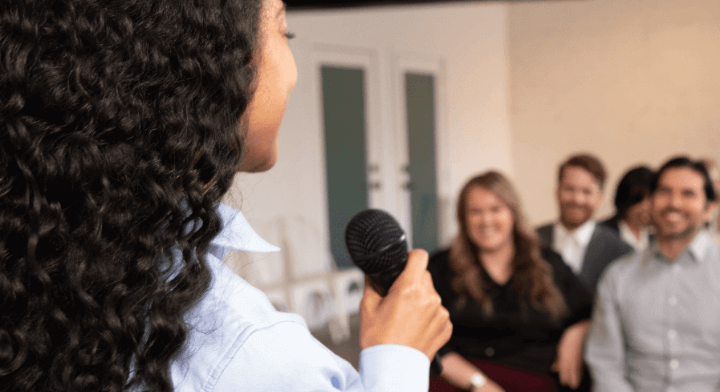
[[618, 220, 649, 252], [553, 220, 596, 274]]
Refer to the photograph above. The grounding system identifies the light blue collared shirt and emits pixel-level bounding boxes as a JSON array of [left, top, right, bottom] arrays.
[[168, 204, 430, 391], [586, 230, 720, 392]]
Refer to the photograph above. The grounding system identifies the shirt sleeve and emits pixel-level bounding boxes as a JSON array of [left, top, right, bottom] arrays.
[[584, 265, 634, 392], [213, 320, 429, 392]]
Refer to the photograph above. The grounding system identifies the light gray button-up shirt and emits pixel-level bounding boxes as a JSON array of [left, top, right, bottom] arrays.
[[586, 230, 720, 392]]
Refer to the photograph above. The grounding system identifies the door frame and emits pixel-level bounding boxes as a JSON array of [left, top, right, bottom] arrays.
[[391, 54, 450, 247], [312, 46, 387, 213]]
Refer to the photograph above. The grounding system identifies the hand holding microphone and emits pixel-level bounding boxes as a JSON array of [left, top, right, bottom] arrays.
[[345, 209, 452, 377]]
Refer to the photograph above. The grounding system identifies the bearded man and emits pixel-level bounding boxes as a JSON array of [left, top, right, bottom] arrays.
[[537, 153, 633, 297], [586, 156, 720, 392]]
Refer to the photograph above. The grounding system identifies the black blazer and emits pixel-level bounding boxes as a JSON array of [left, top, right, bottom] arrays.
[[536, 222, 632, 297], [599, 215, 621, 235]]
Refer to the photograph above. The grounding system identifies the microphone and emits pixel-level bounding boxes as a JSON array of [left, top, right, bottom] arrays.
[[344, 208, 443, 378]]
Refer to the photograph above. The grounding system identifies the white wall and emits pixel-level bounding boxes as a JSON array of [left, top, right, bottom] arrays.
[[224, 1, 512, 281]]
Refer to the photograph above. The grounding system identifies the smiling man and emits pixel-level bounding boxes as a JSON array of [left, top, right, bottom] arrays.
[[537, 153, 633, 297], [586, 156, 720, 392]]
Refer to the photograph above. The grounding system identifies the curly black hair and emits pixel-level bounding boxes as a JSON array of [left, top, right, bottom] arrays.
[[0, 0, 263, 390]]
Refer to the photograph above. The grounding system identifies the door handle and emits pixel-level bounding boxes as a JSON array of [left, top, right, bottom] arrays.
[[403, 181, 416, 191]]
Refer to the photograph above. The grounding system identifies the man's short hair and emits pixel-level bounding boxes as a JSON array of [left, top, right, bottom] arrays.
[[651, 156, 718, 202], [558, 153, 607, 191]]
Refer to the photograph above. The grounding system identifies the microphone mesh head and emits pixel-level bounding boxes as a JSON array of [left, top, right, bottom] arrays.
[[345, 209, 408, 274]]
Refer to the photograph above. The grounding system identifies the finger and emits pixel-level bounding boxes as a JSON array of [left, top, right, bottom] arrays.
[[420, 270, 435, 288], [559, 364, 577, 388], [427, 304, 452, 343], [569, 377, 579, 389], [563, 373, 576, 389], [571, 368, 583, 389], [559, 366, 569, 386], [439, 309, 453, 342], [394, 249, 429, 285], [569, 366, 581, 388]]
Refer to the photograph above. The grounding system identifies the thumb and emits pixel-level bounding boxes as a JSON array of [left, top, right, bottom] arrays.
[[360, 275, 382, 310], [392, 249, 429, 288]]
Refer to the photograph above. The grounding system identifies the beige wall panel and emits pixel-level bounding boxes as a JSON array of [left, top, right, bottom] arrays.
[[509, 0, 720, 224]]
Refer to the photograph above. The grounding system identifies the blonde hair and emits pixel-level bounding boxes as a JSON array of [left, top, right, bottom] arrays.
[[448, 171, 567, 319]]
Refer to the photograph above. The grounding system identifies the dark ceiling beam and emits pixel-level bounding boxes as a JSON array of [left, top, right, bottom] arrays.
[[286, 0, 538, 11]]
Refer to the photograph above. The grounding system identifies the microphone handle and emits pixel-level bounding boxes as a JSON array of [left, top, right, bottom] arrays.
[[430, 354, 443, 378]]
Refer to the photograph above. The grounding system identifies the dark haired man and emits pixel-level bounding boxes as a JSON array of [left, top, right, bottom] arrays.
[[537, 153, 633, 297], [586, 156, 720, 392]]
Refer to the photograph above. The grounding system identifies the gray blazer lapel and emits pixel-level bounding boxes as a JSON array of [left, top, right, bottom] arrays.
[[578, 228, 604, 293], [537, 224, 554, 247], [579, 225, 633, 296]]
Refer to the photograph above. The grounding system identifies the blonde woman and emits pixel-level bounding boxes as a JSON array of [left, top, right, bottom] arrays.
[[428, 171, 592, 392]]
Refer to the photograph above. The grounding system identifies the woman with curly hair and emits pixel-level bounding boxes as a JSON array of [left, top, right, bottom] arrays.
[[428, 171, 592, 392], [0, 0, 451, 391]]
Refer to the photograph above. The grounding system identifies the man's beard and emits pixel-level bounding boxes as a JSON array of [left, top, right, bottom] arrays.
[[560, 203, 593, 229], [652, 208, 702, 240]]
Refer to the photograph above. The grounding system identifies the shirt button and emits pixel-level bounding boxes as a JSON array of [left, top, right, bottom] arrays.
[[670, 359, 679, 369], [668, 296, 678, 306], [667, 330, 677, 339], [485, 347, 495, 357]]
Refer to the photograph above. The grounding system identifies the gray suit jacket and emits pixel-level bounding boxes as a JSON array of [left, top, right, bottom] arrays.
[[536, 222, 632, 297]]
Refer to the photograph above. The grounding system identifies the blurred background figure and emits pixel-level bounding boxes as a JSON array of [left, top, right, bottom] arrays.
[[586, 156, 720, 392], [600, 166, 655, 252], [537, 153, 632, 298], [428, 171, 592, 392], [699, 158, 720, 241]]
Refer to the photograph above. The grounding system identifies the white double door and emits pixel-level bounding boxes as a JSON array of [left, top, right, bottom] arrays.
[[312, 48, 447, 268]]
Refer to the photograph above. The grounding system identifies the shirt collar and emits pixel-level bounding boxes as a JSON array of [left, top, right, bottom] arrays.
[[618, 220, 649, 251], [211, 203, 280, 253], [556, 220, 596, 247], [650, 229, 711, 263], [688, 229, 711, 262]]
